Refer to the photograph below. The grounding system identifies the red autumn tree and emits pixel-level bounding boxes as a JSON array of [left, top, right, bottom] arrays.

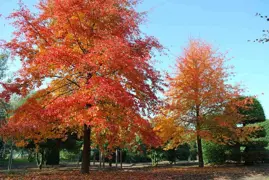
[[0, 0, 163, 173], [165, 39, 250, 167]]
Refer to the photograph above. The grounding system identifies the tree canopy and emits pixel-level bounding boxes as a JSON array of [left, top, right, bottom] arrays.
[[0, 0, 163, 173], [154, 40, 252, 167]]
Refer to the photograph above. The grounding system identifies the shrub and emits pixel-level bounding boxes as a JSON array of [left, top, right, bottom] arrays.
[[176, 143, 191, 161], [203, 141, 228, 164]]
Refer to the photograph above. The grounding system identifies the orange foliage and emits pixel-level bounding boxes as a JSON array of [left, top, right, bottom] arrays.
[[155, 40, 254, 149], [0, 0, 163, 150], [153, 109, 191, 150]]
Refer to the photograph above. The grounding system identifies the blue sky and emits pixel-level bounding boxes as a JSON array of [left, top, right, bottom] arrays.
[[1, 0, 269, 118]]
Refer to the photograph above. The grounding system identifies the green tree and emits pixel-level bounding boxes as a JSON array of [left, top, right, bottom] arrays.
[[240, 97, 267, 165], [260, 120, 269, 162], [0, 53, 8, 80], [240, 97, 266, 125], [0, 52, 8, 160], [148, 148, 164, 166], [176, 143, 192, 161], [0, 52, 9, 115], [203, 141, 228, 164]]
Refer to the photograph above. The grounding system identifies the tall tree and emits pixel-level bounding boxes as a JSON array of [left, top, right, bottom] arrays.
[[164, 39, 246, 167], [0, 0, 162, 174]]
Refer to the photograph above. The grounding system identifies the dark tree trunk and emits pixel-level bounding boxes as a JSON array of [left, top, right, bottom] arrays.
[[81, 124, 91, 174], [197, 134, 204, 167], [196, 106, 204, 167]]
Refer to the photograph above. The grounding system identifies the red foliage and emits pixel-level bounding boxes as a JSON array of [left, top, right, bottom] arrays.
[[0, 82, 21, 102], [0, 0, 163, 149]]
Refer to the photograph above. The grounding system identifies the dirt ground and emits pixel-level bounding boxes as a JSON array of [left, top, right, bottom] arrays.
[[1, 164, 269, 180]]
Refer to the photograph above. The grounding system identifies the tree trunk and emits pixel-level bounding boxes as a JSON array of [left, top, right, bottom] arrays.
[[36, 150, 44, 170], [7, 144, 13, 171], [196, 106, 204, 167], [197, 134, 204, 167], [81, 124, 91, 174]]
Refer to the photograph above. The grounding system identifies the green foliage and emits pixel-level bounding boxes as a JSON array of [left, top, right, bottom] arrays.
[[0, 140, 4, 161], [225, 97, 268, 164], [243, 145, 268, 165], [176, 143, 192, 161], [203, 141, 228, 164], [255, 120, 269, 163], [124, 150, 151, 163], [27, 150, 35, 162], [148, 148, 165, 166], [59, 137, 82, 162], [0, 108, 5, 121], [261, 120, 269, 147], [163, 144, 192, 164], [240, 97, 266, 124], [0, 52, 8, 80], [0, 52, 9, 154], [240, 98, 267, 164], [164, 149, 176, 164], [123, 138, 151, 163], [61, 134, 82, 152], [60, 149, 80, 161], [225, 145, 241, 163], [35, 139, 60, 166]]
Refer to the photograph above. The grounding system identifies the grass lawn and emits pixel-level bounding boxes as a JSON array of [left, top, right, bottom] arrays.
[[1, 165, 269, 180], [0, 158, 36, 170]]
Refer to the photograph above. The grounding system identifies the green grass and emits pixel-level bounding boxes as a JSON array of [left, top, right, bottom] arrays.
[[0, 158, 36, 170], [1, 158, 30, 164]]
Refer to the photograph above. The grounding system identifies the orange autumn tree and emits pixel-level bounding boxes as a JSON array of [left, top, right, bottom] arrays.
[[153, 109, 190, 150], [0, 0, 163, 173], [160, 39, 250, 167]]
